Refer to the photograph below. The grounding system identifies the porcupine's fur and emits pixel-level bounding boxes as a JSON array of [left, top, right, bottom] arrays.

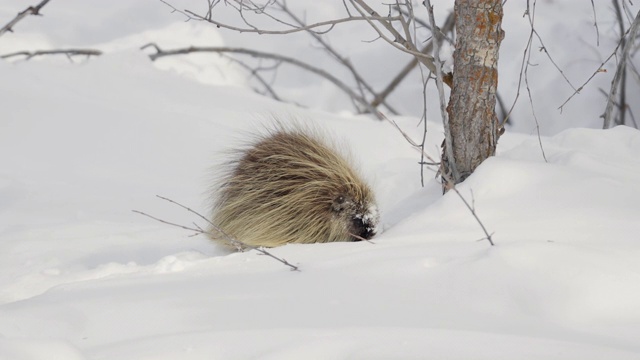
[[209, 126, 379, 248]]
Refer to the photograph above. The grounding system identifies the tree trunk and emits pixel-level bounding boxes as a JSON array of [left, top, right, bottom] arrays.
[[441, 0, 504, 189]]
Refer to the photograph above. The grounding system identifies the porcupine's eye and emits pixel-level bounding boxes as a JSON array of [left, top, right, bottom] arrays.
[[331, 195, 346, 213]]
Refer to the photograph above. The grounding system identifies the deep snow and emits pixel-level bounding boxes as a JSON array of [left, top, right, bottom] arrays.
[[1, 1, 640, 359]]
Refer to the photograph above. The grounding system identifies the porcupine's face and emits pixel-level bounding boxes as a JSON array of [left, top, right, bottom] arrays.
[[331, 194, 379, 241]]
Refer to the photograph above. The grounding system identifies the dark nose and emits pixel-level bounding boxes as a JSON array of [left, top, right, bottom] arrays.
[[352, 217, 375, 241]]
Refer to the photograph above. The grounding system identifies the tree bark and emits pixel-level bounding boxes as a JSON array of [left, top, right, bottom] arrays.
[[441, 0, 504, 188]]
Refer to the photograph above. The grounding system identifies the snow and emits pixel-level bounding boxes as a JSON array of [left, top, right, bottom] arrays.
[[2, 0, 640, 359]]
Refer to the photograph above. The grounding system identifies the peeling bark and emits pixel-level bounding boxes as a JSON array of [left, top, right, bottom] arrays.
[[442, 0, 504, 187]]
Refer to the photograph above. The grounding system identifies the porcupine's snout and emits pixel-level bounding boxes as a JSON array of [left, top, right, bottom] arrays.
[[332, 193, 379, 241], [350, 204, 379, 241]]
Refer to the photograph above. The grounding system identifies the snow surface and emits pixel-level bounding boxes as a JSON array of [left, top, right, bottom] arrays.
[[1, 1, 640, 359]]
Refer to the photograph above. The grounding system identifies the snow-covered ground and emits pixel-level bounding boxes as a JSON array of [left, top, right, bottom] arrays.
[[1, 1, 640, 359]]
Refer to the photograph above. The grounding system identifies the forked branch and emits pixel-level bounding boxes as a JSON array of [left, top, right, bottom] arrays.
[[133, 195, 299, 271], [142, 43, 382, 118], [380, 111, 495, 246]]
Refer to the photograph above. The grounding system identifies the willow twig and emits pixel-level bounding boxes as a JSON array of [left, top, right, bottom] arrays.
[[1, 48, 102, 60], [133, 195, 299, 271]]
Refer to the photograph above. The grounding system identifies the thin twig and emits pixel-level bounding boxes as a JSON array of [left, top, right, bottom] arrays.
[[396, 6, 455, 44], [372, 11, 455, 109], [222, 54, 282, 101], [530, 30, 577, 92], [379, 111, 495, 246], [522, 1, 548, 162], [590, 0, 600, 46], [524, 60, 548, 162], [133, 195, 299, 271], [604, 0, 636, 128], [504, 1, 577, 122], [612, 0, 627, 127], [143, 43, 382, 118], [448, 186, 494, 246], [423, 0, 459, 182], [603, 8, 640, 128], [348, 0, 437, 72], [419, 73, 431, 187], [188, 0, 436, 68], [182, 6, 402, 36], [396, 0, 414, 49], [274, 0, 398, 115], [558, 8, 639, 112], [0, 0, 52, 37], [1, 49, 102, 60], [503, 1, 547, 160]]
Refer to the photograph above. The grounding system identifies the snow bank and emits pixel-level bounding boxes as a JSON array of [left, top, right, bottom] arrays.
[[2, 0, 640, 358]]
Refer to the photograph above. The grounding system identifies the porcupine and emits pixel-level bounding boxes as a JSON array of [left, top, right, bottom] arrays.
[[209, 126, 379, 248]]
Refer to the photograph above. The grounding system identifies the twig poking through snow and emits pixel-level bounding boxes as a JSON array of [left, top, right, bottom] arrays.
[[133, 195, 300, 271], [423, 0, 459, 182], [379, 111, 495, 246]]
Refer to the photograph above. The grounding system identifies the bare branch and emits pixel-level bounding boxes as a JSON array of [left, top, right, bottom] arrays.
[[526, 7, 577, 93], [558, 56, 614, 111], [184, 7, 402, 36], [143, 43, 382, 118], [448, 185, 494, 246], [380, 111, 495, 246], [598, 87, 638, 129], [604, 8, 640, 128], [140, 42, 161, 53], [502, 1, 547, 161], [0, 0, 52, 37], [505, 1, 576, 123], [519, 1, 548, 162], [524, 54, 548, 162], [396, 1, 414, 49], [222, 54, 282, 101], [611, 0, 628, 127], [226, 0, 299, 30], [159, 0, 194, 21], [372, 11, 455, 109], [133, 195, 299, 271], [1, 48, 102, 60], [604, 1, 639, 128], [423, 0, 459, 182], [590, 0, 600, 46], [174, 0, 448, 114], [396, 6, 455, 45], [559, 8, 640, 112], [418, 73, 431, 188], [348, 0, 437, 72], [273, 0, 399, 114]]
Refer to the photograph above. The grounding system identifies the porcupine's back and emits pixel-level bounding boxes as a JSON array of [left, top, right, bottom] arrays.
[[210, 128, 378, 248]]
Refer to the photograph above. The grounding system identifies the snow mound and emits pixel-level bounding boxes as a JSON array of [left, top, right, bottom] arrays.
[[2, 1, 640, 357]]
